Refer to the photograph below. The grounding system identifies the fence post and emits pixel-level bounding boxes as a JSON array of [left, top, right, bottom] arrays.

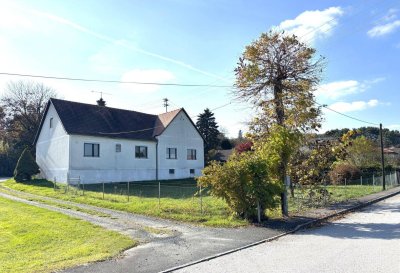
[[80, 176, 84, 196], [360, 176, 363, 186], [127, 181, 130, 202], [54, 177, 56, 191], [373, 174, 375, 186], [102, 182, 105, 200], [200, 184, 203, 214], [257, 200, 261, 223], [158, 181, 161, 210]]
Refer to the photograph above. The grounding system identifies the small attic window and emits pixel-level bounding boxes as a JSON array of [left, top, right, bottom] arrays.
[[116, 144, 121, 153], [49, 118, 53, 128]]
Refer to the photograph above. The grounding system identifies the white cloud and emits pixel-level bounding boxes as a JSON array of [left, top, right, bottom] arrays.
[[316, 77, 385, 100], [316, 80, 359, 99], [382, 8, 398, 22], [120, 69, 175, 93], [329, 99, 379, 113], [276, 7, 344, 43], [368, 20, 400, 37], [368, 9, 400, 37]]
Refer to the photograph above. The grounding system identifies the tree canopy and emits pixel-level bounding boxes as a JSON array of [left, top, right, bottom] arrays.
[[234, 31, 324, 134], [196, 108, 220, 153], [0, 80, 56, 176]]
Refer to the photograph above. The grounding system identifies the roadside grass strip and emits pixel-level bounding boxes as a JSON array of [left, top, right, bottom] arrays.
[[0, 196, 136, 273]]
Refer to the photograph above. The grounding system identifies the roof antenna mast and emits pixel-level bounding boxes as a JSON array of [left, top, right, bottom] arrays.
[[163, 98, 169, 112], [91, 90, 112, 106]]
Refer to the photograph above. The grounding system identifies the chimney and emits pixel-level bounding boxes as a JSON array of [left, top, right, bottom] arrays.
[[97, 98, 106, 107]]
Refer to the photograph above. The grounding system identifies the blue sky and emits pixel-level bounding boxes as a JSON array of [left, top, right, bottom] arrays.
[[0, 0, 399, 137]]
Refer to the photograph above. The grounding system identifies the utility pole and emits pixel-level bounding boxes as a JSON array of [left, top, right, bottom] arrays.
[[380, 123, 386, 190], [163, 98, 169, 112]]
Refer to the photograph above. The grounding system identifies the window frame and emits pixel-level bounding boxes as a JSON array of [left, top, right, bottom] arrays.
[[169, 169, 175, 174], [135, 145, 148, 159], [84, 143, 100, 157], [190, 169, 195, 174], [187, 149, 197, 160], [116, 144, 121, 153], [166, 147, 177, 159]]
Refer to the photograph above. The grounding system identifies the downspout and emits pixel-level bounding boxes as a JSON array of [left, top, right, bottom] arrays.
[[155, 138, 159, 181]]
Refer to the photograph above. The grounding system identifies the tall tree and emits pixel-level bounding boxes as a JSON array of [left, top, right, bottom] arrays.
[[0, 80, 57, 176], [234, 31, 324, 216], [196, 108, 220, 153]]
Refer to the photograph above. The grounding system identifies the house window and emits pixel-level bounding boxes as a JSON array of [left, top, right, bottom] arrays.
[[84, 143, 100, 157], [135, 146, 148, 158], [166, 148, 177, 159], [169, 169, 175, 174], [116, 144, 121, 153], [190, 169, 195, 174], [49, 117, 53, 128], [187, 149, 196, 160]]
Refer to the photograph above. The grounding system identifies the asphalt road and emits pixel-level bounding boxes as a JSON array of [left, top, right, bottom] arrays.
[[176, 194, 400, 273]]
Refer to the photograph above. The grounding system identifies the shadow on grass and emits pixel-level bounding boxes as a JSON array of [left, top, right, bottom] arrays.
[[17, 179, 55, 189]]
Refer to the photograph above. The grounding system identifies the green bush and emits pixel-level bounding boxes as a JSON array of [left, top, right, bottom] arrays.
[[198, 152, 281, 221], [329, 162, 360, 185], [13, 147, 39, 182]]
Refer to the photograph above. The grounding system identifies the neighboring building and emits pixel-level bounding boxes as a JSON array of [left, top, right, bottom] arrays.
[[213, 149, 234, 163], [34, 98, 204, 184]]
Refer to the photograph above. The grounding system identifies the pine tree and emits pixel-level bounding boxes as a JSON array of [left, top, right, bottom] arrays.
[[14, 147, 40, 182], [196, 108, 220, 153]]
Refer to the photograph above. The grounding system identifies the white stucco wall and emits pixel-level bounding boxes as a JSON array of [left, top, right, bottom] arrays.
[[36, 103, 69, 182], [68, 135, 157, 183], [36, 106, 204, 184], [157, 111, 204, 180]]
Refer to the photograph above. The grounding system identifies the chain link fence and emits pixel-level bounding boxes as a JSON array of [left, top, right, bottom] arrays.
[[51, 170, 400, 217], [289, 170, 400, 213], [53, 178, 215, 216]]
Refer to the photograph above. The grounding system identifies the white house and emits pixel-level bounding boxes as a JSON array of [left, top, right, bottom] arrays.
[[34, 98, 204, 184]]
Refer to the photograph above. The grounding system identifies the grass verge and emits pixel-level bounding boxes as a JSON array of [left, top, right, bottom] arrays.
[[0, 196, 135, 273], [2, 179, 248, 227]]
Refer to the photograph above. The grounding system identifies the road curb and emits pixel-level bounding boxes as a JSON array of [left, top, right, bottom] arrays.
[[160, 187, 400, 273]]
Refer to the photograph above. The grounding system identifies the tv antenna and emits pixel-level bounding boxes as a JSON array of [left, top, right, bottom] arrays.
[[163, 98, 169, 112], [91, 90, 112, 99]]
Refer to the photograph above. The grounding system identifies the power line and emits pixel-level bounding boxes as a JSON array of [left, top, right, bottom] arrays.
[[315, 101, 379, 126], [0, 72, 232, 88], [98, 100, 235, 135]]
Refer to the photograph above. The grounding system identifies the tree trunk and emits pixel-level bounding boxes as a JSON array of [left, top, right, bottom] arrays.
[[274, 80, 289, 217]]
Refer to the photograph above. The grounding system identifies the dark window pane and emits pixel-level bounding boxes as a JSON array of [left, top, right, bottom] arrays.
[[84, 143, 92, 156], [93, 144, 99, 157], [187, 149, 196, 160], [135, 146, 148, 158]]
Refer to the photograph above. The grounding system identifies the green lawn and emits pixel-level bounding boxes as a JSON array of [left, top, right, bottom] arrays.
[[1, 179, 248, 227], [1, 179, 388, 226], [0, 196, 135, 273]]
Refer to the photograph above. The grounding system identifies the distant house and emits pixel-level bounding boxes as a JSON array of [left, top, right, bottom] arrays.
[[213, 149, 234, 163], [34, 98, 204, 184]]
